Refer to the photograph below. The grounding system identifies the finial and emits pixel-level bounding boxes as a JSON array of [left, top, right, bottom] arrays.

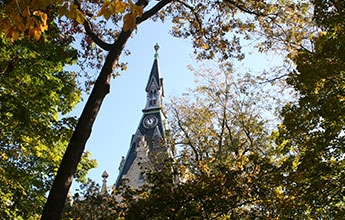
[[154, 43, 160, 59], [101, 170, 109, 195], [119, 156, 125, 171], [102, 170, 109, 178]]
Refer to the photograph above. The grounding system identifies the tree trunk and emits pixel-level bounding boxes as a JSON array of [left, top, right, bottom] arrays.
[[41, 0, 172, 217], [41, 31, 131, 220]]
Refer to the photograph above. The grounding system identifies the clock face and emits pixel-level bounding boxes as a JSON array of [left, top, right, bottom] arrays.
[[143, 115, 158, 129]]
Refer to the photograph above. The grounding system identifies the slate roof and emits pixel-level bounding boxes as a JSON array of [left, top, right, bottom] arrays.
[[145, 58, 162, 92]]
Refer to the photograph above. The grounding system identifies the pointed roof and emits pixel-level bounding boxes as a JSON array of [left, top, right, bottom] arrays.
[[115, 44, 167, 189], [145, 44, 162, 92]]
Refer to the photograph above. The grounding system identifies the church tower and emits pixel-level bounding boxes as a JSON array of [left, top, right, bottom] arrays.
[[115, 44, 170, 189]]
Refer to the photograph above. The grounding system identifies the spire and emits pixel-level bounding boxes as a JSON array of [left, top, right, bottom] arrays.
[[145, 44, 162, 91], [115, 44, 169, 190], [144, 44, 164, 111], [101, 170, 109, 195]]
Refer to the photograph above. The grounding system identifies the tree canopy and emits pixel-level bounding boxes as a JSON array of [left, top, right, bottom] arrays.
[[275, 0, 345, 217], [2, 0, 339, 219], [0, 16, 96, 219], [118, 65, 281, 219]]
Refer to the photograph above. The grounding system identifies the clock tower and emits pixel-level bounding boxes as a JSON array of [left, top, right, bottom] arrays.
[[115, 44, 170, 189]]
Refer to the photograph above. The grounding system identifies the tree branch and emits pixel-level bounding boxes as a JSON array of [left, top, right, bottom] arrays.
[[223, 0, 269, 17], [73, 0, 112, 51], [172, 106, 200, 161], [137, 0, 173, 24], [83, 21, 113, 51], [177, 0, 203, 31]]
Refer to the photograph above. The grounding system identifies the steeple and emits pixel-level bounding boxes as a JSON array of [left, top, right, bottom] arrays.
[[143, 43, 164, 111], [115, 44, 169, 190], [101, 170, 109, 195]]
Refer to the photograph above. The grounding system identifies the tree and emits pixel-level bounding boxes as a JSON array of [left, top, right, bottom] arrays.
[[118, 64, 286, 219], [1, 1, 314, 219], [275, 0, 345, 218], [0, 18, 96, 219], [62, 179, 119, 220]]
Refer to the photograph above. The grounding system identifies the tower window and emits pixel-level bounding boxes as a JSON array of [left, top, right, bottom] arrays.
[[149, 89, 157, 106]]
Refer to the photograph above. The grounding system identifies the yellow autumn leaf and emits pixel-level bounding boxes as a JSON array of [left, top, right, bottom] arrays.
[[33, 10, 43, 16], [314, 87, 320, 94], [128, 0, 143, 17], [32, 28, 41, 40], [201, 43, 210, 49], [59, 3, 68, 17], [41, 13, 47, 23], [109, 2, 117, 14], [123, 13, 136, 31], [115, 1, 128, 14], [97, 7, 106, 17], [337, 94, 345, 102], [97, 1, 111, 17], [103, 9, 112, 20], [75, 10, 85, 24], [39, 23, 48, 32], [69, 3, 78, 12], [65, 10, 74, 20]]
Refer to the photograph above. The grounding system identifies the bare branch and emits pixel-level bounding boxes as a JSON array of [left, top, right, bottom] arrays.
[[225, 119, 239, 156], [259, 73, 289, 84], [137, 0, 173, 24], [172, 105, 200, 161]]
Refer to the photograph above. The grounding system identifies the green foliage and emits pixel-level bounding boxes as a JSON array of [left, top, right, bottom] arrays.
[[60, 65, 284, 219], [0, 23, 96, 219], [275, 1, 345, 218], [119, 159, 280, 219], [168, 64, 276, 163], [0, 1, 326, 219], [117, 65, 284, 219], [62, 179, 118, 220]]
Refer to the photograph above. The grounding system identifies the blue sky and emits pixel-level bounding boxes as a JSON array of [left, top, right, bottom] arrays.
[[70, 20, 196, 190], [69, 18, 283, 191]]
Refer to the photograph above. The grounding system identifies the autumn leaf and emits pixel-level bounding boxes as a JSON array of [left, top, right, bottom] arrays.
[[75, 10, 85, 24], [123, 13, 136, 32], [98, 0, 129, 19], [97, 5, 107, 17], [32, 28, 41, 40], [114, 1, 128, 14]]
